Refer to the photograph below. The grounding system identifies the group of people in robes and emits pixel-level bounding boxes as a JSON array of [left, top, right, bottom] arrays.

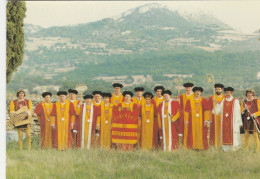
[[9, 82, 260, 152]]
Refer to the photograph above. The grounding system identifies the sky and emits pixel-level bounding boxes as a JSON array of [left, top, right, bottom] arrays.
[[24, 1, 260, 34]]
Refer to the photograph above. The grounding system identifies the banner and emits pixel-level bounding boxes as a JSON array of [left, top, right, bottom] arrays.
[[112, 105, 139, 144]]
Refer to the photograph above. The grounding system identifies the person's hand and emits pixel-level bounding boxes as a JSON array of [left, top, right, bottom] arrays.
[[251, 113, 255, 118], [176, 98, 180, 103], [51, 124, 55, 130]]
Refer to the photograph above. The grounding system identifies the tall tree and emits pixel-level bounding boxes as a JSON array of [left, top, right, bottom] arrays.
[[6, 0, 26, 83]]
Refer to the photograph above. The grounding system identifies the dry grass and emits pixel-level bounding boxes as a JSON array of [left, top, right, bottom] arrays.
[[6, 135, 260, 179]]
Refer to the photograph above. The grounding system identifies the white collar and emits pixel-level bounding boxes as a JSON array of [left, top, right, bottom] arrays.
[[246, 98, 253, 101], [226, 96, 233, 101], [114, 93, 121, 97], [186, 92, 193, 97], [17, 99, 25, 102], [70, 99, 75, 102]]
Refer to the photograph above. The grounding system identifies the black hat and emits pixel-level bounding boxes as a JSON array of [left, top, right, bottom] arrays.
[[112, 83, 123, 88], [92, 91, 102, 95], [102, 92, 112, 98], [57, 91, 68, 96], [68, 89, 78, 94], [143, 92, 154, 99], [83, 95, 93, 99], [192, 87, 204, 93], [123, 91, 133, 97], [224, 87, 234, 92], [183, 83, 194, 88], [154, 86, 164, 92], [134, 87, 144, 92], [162, 90, 172, 96], [42, 92, 52, 98], [214, 84, 224, 89]]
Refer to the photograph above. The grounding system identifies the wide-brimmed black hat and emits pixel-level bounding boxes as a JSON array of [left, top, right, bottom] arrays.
[[183, 83, 194, 88], [154, 86, 164, 92], [224, 87, 234, 92], [83, 95, 93, 99], [162, 90, 172, 96], [123, 91, 133, 97], [102, 92, 112, 98], [92, 91, 102, 95], [134, 87, 144, 92], [57, 91, 68, 96], [112, 83, 123, 88], [143, 92, 154, 99], [214, 84, 224, 89], [192, 87, 203, 93], [68, 89, 78, 94], [42, 92, 52, 97]]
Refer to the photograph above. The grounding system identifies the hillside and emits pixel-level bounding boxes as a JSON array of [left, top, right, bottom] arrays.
[[7, 3, 260, 93]]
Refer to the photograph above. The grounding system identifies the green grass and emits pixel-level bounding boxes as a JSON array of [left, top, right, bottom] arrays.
[[6, 136, 260, 179]]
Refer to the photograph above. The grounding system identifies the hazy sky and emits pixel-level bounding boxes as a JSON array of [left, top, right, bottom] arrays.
[[24, 1, 260, 34]]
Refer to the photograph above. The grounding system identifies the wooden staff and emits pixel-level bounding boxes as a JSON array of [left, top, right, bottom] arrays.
[[206, 73, 216, 145], [174, 77, 183, 97], [75, 83, 88, 103]]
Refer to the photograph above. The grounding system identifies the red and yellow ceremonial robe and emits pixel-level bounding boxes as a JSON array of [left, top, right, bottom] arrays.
[[50, 100, 76, 150], [132, 96, 145, 145], [153, 96, 164, 108], [208, 94, 225, 147], [100, 103, 113, 149], [75, 104, 99, 149], [158, 100, 181, 151], [112, 102, 139, 151], [35, 102, 54, 148], [180, 93, 194, 148], [110, 93, 125, 106], [185, 97, 209, 150], [140, 101, 159, 150]]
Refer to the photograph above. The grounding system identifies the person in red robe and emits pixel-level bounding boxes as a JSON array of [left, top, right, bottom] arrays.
[[34, 92, 54, 149], [75, 95, 100, 149], [50, 91, 76, 150], [113, 91, 139, 151], [185, 87, 210, 150], [158, 90, 182, 151]]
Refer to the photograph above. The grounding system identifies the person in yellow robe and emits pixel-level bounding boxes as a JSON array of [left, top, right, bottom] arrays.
[[140, 92, 159, 150], [179, 82, 194, 148], [75, 95, 100, 149], [67, 89, 81, 147], [153, 86, 165, 107], [208, 83, 225, 147], [92, 91, 103, 145], [185, 87, 210, 150], [132, 87, 145, 146], [111, 83, 124, 106], [10, 90, 33, 150], [100, 93, 113, 149], [240, 88, 260, 152], [34, 92, 54, 149], [50, 91, 76, 150]]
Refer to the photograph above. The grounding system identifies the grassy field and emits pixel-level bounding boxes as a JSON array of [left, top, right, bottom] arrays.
[[6, 135, 260, 179]]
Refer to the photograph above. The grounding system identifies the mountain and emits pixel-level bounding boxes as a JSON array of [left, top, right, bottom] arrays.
[[7, 3, 260, 93]]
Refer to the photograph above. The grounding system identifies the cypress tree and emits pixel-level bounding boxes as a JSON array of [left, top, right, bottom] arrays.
[[6, 0, 26, 83]]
